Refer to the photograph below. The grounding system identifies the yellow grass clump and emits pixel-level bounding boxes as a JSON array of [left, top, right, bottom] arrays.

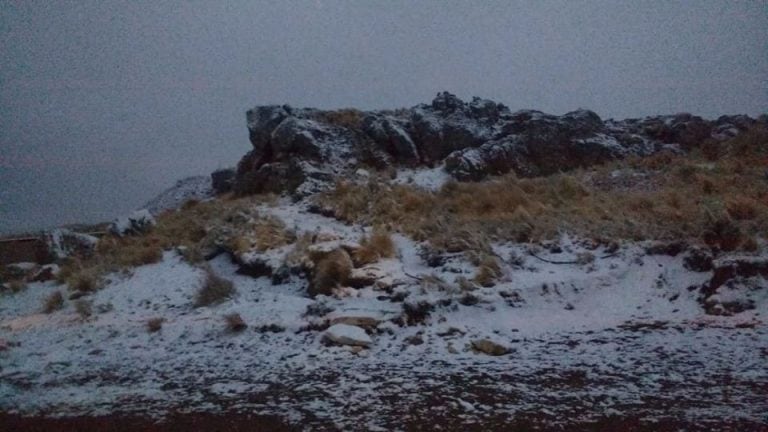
[[314, 125, 768, 252], [353, 230, 396, 266], [310, 249, 353, 297]]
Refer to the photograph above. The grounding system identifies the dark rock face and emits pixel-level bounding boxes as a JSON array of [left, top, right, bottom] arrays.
[[232, 92, 760, 194], [211, 168, 235, 194]]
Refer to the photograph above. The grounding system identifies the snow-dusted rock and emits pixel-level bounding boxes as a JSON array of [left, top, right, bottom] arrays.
[[362, 114, 420, 165], [233, 91, 760, 191], [701, 255, 768, 315], [30, 264, 59, 282], [109, 209, 156, 237], [324, 323, 373, 347], [45, 229, 98, 260]]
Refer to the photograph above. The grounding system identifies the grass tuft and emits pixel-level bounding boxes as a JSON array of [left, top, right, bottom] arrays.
[[43, 291, 64, 313], [353, 230, 396, 266], [147, 317, 164, 333], [195, 270, 235, 307], [224, 313, 247, 332], [310, 249, 352, 297]]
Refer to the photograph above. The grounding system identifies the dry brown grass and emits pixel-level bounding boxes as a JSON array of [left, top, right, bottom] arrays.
[[224, 313, 247, 332], [315, 125, 768, 252], [146, 317, 164, 333], [283, 233, 314, 269], [353, 230, 396, 266], [472, 255, 502, 287], [227, 215, 293, 256], [310, 249, 353, 297], [43, 291, 64, 313], [195, 270, 236, 307], [313, 109, 364, 129], [7, 280, 28, 294], [57, 194, 286, 293], [66, 270, 101, 293], [726, 197, 758, 221]]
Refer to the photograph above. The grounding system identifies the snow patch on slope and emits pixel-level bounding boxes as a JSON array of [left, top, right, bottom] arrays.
[[143, 176, 213, 215]]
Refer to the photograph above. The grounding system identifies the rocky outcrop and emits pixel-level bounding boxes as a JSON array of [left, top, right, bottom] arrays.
[[233, 92, 761, 194]]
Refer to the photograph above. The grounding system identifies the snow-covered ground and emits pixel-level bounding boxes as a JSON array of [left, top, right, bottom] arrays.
[[1, 199, 766, 431]]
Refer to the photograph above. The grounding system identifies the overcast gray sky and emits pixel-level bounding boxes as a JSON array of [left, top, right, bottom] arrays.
[[1, 0, 766, 233]]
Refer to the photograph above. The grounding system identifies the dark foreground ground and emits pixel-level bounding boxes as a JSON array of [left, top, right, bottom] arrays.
[[1, 411, 766, 432]]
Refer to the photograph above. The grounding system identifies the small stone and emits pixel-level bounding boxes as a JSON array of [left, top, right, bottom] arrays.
[[471, 339, 511, 356], [405, 334, 424, 345]]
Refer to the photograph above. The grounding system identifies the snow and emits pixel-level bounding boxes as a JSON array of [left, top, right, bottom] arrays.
[[0, 197, 766, 429], [393, 164, 451, 191]]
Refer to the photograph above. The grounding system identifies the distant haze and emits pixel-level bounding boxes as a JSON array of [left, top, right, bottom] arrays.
[[1, 0, 766, 234]]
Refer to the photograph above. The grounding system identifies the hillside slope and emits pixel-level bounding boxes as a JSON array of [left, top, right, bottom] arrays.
[[1, 96, 767, 431]]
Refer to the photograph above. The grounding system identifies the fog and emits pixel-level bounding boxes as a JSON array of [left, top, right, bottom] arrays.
[[1, 0, 766, 233]]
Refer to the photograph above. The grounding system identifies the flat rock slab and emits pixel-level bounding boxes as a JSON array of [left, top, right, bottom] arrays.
[[324, 323, 373, 347]]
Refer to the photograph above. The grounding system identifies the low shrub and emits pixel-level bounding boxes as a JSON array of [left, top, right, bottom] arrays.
[[195, 270, 235, 307], [224, 313, 247, 332], [146, 317, 164, 333], [43, 291, 64, 313], [353, 230, 396, 266], [310, 249, 352, 297], [66, 271, 101, 293]]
